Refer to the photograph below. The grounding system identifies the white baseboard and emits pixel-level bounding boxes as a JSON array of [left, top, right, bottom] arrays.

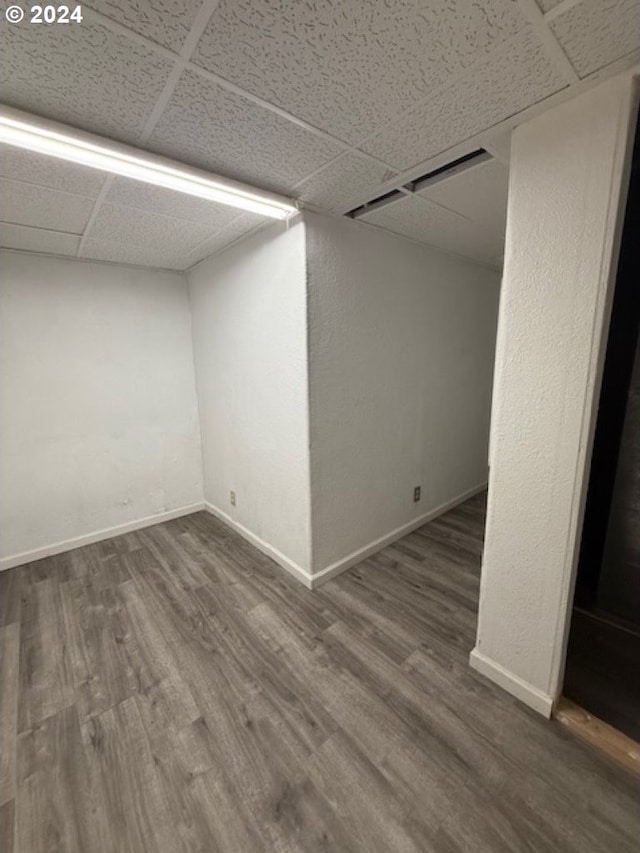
[[469, 647, 554, 718], [309, 481, 488, 588], [204, 502, 314, 589], [0, 502, 205, 572]]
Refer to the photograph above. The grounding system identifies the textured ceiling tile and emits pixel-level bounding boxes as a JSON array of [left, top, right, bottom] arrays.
[[84, 0, 204, 52], [417, 159, 509, 242], [105, 178, 244, 229], [536, 0, 563, 11], [192, 0, 526, 144], [0, 178, 95, 233], [147, 70, 343, 194], [362, 27, 567, 170], [360, 194, 502, 265], [79, 238, 187, 270], [0, 223, 80, 256], [183, 213, 266, 267], [85, 202, 215, 253], [296, 152, 396, 212], [0, 20, 173, 144], [0, 148, 107, 197], [549, 0, 640, 77]]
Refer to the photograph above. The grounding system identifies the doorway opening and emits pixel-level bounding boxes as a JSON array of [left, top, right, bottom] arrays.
[[562, 109, 640, 744]]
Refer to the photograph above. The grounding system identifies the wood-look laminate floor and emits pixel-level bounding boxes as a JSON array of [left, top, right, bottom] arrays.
[[1, 493, 638, 852]]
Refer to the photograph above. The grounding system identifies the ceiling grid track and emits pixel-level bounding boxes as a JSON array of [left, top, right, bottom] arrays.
[[515, 0, 579, 83], [80, 4, 384, 167], [78, 0, 225, 258], [336, 46, 640, 217], [4, 0, 638, 268], [77, 0, 626, 230], [346, 149, 491, 220], [543, 0, 585, 23]]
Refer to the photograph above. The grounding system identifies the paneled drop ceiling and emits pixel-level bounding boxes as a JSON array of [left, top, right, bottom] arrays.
[[0, 0, 638, 271]]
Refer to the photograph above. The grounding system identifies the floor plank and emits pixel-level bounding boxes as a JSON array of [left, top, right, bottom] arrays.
[[0, 623, 20, 805], [1, 492, 638, 852], [0, 799, 15, 853]]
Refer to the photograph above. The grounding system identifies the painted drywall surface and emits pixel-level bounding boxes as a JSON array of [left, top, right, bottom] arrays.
[[473, 75, 637, 710], [0, 250, 203, 561], [188, 218, 312, 572], [305, 211, 500, 574]]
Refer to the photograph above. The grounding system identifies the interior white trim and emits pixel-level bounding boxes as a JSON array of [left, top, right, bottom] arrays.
[[469, 648, 555, 717], [204, 502, 314, 589], [310, 482, 489, 588], [0, 502, 205, 572]]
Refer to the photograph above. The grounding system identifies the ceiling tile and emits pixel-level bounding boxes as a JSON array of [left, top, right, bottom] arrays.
[[0, 148, 107, 197], [147, 69, 343, 194], [79, 238, 187, 270], [105, 177, 245, 229], [416, 159, 509, 243], [191, 0, 526, 145], [0, 178, 95, 233], [361, 27, 567, 170], [360, 194, 502, 266], [85, 202, 215, 254], [0, 223, 80, 256], [84, 0, 204, 52], [296, 152, 396, 213], [549, 0, 640, 78], [183, 213, 266, 267], [0, 19, 173, 144]]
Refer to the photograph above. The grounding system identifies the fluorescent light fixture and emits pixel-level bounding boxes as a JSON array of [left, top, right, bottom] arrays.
[[0, 106, 298, 220]]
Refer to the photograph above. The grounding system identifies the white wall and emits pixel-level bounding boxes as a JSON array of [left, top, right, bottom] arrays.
[[305, 212, 500, 579], [0, 250, 204, 566], [471, 74, 638, 716], [188, 219, 312, 579]]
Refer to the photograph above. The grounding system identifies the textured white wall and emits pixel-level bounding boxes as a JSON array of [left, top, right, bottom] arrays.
[[471, 75, 638, 715], [305, 211, 500, 577], [188, 219, 312, 576], [0, 250, 203, 565]]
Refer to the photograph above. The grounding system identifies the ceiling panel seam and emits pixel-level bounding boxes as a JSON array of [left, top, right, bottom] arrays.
[[0, 175, 100, 203], [182, 213, 248, 255], [80, 0, 228, 256], [140, 1, 224, 143], [80, 3, 381, 168], [346, 22, 565, 162], [82, 7, 178, 63], [543, 0, 584, 23], [79, 3, 422, 176], [185, 221, 269, 273], [338, 47, 640, 216], [515, 0, 579, 83], [77, 177, 114, 256], [290, 150, 358, 193], [0, 220, 83, 236]]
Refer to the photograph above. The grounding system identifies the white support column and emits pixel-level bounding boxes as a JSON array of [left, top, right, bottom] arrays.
[[471, 72, 639, 716]]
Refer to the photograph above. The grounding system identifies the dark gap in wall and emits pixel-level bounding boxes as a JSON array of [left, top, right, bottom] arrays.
[[564, 108, 640, 741]]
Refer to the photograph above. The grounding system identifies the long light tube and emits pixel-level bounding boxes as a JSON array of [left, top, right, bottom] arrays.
[[0, 107, 298, 220]]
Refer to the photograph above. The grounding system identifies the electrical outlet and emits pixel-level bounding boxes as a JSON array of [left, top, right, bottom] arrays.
[[413, 486, 421, 503], [230, 490, 236, 507]]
